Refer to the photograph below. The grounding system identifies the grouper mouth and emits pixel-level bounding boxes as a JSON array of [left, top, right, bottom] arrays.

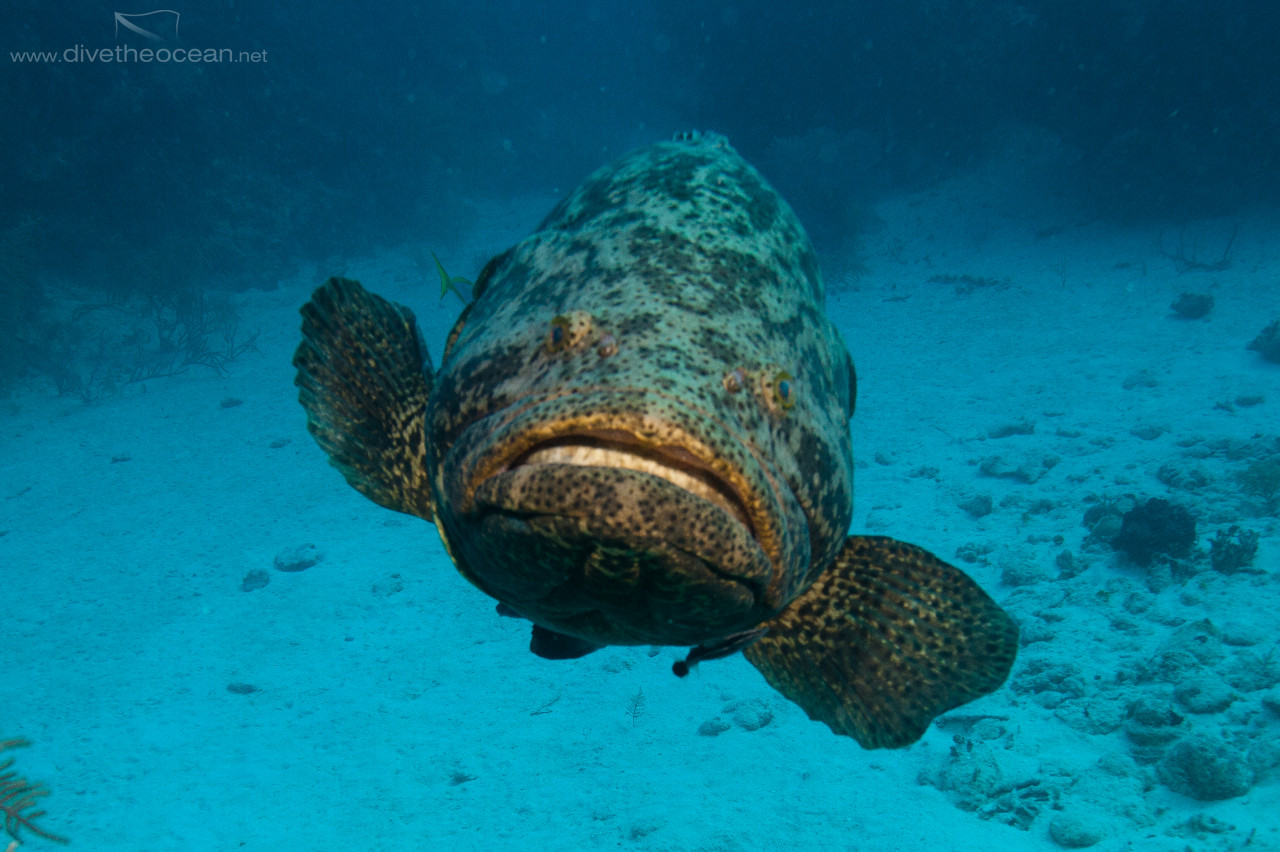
[[460, 414, 778, 573], [440, 393, 798, 644], [504, 429, 755, 537]]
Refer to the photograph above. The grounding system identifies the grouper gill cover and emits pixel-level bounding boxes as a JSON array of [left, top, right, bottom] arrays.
[[293, 131, 1018, 749]]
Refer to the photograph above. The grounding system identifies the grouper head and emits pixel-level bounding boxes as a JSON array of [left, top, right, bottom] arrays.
[[424, 134, 856, 649]]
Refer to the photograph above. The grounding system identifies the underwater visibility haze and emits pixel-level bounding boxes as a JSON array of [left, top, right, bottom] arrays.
[[2, 2, 1280, 851]]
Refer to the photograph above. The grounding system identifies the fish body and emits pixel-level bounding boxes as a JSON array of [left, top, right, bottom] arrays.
[[294, 132, 1017, 748]]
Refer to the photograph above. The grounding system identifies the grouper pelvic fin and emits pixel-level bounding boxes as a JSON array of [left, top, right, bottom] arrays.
[[529, 625, 603, 660], [293, 277, 436, 522], [743, 536, 1018, 749]]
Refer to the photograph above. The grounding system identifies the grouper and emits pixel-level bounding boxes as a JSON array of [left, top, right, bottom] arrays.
[[293, 131, 1018, 748]]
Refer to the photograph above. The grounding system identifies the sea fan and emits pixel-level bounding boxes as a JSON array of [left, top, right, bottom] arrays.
[[0, 739, 67, 846]]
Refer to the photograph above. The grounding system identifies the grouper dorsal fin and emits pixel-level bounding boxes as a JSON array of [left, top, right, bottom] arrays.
[[743, 535, 1018, 749], [293, 277, 436, 522]]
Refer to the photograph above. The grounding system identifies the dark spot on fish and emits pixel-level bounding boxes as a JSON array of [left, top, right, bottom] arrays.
[[797, 238, 822, 299], [617, 311, 660, 336], [605, 208, 648, 230], [543, 174, 614, 231], [701, 247, 773, 314], [472, 248, 512, 301], [695, 326, 739, 365], [727, 164, 779, 232], [431, 340, 529, 439], [487, 254, 536, 302], [650, 154, 704, 204]]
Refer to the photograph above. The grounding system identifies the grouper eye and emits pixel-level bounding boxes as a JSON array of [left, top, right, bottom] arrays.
[[772, 371, 796, 410], [546, 310, 594, 353], [548, 317, 569, 350]]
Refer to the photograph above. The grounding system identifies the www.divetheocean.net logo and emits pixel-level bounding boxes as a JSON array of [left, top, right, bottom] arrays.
[[9, 9, 267, 64]]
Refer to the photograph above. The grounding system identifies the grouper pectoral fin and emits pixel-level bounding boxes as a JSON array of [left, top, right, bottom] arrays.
[[293, 277, 436, 522], [743, 535, 1019, 749]]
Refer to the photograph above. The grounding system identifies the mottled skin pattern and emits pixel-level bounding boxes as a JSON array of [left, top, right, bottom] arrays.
[[427, 132, 856, 647], [742, 537, 1016, 747]]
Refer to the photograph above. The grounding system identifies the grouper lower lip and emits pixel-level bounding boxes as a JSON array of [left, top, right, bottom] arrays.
[[464, 422, 773, 581], [470, 458, 771, 609], [504, 430, 756, 535]]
